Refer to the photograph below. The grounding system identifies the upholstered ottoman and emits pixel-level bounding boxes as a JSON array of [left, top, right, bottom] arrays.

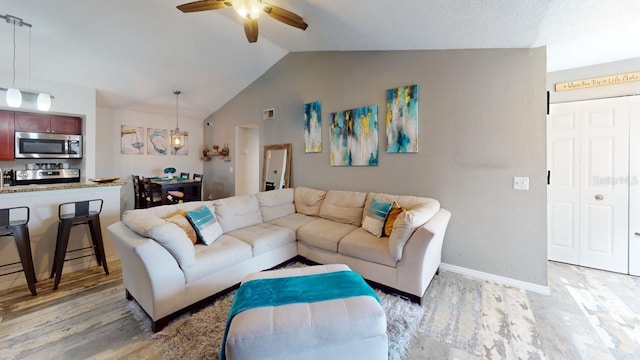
[[222, 264, 388, 360]]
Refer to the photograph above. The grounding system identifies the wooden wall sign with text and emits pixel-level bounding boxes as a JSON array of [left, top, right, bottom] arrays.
[[555, 71, 640, 92]]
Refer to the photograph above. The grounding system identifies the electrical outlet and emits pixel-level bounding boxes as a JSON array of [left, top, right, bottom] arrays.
[[229, 167, 233, 173], [513, 176, 529, 190]]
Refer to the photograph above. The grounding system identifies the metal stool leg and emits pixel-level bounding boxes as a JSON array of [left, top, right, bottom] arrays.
[[88, 216, 109, 275], [52, 219, 72, 290], [12, 225, 37, 296]]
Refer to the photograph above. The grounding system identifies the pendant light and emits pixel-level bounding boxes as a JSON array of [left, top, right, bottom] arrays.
[[6, 19, 22, 108], [170, 90, 186, 150], [2, 14, 53, 111]]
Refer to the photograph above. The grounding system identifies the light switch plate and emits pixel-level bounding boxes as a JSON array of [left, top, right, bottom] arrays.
[[513, 176, 529, 190]]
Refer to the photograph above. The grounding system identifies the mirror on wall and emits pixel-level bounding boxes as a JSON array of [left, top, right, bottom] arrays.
[[262, 143, 291, 191]]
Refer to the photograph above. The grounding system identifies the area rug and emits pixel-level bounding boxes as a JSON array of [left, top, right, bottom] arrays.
[[129, 280, 424, 360]]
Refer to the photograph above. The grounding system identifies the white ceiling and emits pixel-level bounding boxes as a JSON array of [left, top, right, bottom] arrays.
[[2, 0, 639, 120]]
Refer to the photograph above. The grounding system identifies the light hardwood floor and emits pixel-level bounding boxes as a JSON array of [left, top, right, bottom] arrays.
[[1, 261, 639, 359]]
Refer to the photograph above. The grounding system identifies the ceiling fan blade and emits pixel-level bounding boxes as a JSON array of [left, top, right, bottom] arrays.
[[244, 19, 259, 43], [262, 3, 308, 31], [177, 0, 230, 13]]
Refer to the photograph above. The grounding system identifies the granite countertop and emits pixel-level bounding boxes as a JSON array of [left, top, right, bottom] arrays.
[[0, 181, 126, 194]]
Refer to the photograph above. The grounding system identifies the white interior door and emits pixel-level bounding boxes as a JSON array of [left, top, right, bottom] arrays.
[[628, 96, 640, 276], [579, 98, 629, 273], [547, 103, 581, 264], [548, 97, 630, 274]]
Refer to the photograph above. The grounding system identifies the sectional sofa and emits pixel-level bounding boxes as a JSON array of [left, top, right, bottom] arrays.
[[107, 186, 451, 331]]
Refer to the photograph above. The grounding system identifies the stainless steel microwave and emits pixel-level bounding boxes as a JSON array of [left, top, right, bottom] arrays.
[[15, 132, 83, 159]]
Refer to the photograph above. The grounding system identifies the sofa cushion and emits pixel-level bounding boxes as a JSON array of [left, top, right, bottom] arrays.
[[214, 194, 262, 233], [226, 223, 296, 256], [339, 228, 397, 267], [147, 223, 195, 269], [319, 190, 367, 226], [186, 205, 223, 245], [256, 188, 295, 222], [297, 218, 358, 252], [388, 200, 441, 261], [268, 213, 316, 232], [183, 235, 253, 283], [122, 208, 175, 237], [294, 187, 326, 216]]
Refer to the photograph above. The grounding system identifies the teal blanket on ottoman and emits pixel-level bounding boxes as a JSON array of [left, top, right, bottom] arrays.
[[220, 270, 380, 360]]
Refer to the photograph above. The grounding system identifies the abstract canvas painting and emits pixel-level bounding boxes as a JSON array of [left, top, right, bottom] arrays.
[[147, 128, 168, 155], [329, 105, 378, 166], [386, 84, 419, 153], [120, 125, 145, 154], [303, 101, 322, 153], [170, 131, 189, 156]]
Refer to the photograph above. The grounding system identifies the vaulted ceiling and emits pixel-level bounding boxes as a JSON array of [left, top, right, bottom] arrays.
[[2, 0, 639, 119]]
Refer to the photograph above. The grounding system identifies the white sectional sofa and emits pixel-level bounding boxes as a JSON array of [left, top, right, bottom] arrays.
[[107, 187, 451, 331]]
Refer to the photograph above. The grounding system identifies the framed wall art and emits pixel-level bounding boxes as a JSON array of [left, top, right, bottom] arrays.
[[147, 128, 168, 155], [120, 125, 145, 154], [303, 101, 322, 153], [329, 105, 378, 166], [386, 84, 419, 153]]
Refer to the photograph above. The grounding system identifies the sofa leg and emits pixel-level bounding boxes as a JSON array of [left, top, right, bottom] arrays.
[[152, 317, 169, 333], [436, 267, 440, 276], [125, 289, 133, 300]]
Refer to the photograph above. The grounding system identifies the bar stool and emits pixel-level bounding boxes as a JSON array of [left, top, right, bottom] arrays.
[[50, 199, 109, 290], [0, 206, 37, 296]]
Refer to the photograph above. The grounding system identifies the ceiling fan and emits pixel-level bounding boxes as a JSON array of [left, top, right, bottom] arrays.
[[177, 0, 308, 43]]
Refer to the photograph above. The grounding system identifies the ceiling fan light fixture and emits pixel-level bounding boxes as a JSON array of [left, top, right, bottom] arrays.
[[232, 0, 262, 20]]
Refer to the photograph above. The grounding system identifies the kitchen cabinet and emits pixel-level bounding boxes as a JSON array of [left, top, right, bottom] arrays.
[[0, 110, 15, 160], [15, 113, 82, 135]]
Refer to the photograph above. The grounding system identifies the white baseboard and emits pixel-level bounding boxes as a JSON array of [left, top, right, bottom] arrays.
[[440, 262, 550, 295]]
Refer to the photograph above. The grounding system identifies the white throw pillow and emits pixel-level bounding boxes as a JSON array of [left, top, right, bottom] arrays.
[[362, 216, 386, 237], [148, 223, 195, 269]]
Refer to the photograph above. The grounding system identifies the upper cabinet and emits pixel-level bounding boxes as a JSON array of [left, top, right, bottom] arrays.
[[15, 113, 82, 135], [0, 110, 15, 161]]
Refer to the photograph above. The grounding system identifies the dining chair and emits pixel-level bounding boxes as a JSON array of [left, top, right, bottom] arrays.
[[132, 175, 146, 209], [144, 178, 164, 207], [179, 172, 190, 179], [193, 173, 203, 181]]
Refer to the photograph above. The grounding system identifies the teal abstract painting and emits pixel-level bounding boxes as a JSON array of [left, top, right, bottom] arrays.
[[303, 101, 322, 153], [386, 84, 419, 153], [329, 105, 378, 166]]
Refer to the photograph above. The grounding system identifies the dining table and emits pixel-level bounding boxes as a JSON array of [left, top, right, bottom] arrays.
[[149, 177, 202, 205]]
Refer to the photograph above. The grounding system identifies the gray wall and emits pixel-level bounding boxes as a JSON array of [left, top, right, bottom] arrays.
[[205, 49, 548, 286]]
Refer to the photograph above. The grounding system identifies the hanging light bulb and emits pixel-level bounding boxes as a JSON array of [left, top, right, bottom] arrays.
[[232, 0, 262, 20], [6, 88, 22, 108], [170, 90, 186, 150], [37, 93, 51, 111]]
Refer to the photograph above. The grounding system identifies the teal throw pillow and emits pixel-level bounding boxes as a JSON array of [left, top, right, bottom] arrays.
[[186, 205, 223, 245], [362, 198, 392, 237]]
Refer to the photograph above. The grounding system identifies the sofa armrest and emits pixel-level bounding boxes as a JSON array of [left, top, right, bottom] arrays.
[[396, 209, 451, 297], [107, 222, 186, 320]]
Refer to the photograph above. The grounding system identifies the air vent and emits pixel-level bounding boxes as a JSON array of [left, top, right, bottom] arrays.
[[263, 108, 275, 120]]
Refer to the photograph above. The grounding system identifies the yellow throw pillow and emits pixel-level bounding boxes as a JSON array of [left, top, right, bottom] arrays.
[[164, 212, 198, 244], [384, 201, 403, 237]]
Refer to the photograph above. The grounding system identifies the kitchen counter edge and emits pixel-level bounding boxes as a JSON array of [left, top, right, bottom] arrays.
[[0, 181, 126, 194]]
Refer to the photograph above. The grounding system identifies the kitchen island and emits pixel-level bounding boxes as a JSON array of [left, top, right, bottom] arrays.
[[0, 181, 124, 293]]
